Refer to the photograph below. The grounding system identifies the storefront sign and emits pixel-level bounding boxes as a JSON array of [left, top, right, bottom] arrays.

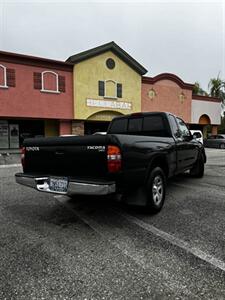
[[9, 124, 19, 149], [0, 121, 9, 149], [87, 99, 132, 110]]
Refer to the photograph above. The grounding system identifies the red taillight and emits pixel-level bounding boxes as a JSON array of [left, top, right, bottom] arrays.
[[21, 147, 26, 169], [107, 145, 121, 173]]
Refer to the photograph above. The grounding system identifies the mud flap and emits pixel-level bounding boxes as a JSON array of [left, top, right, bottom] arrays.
[[123, 186, 148, 207]]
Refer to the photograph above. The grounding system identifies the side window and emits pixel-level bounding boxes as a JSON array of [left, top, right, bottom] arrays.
[[109, 118, 128, 133], [128, 118, 142, 133], [176, 118, 190, 138], [168, 115, 180, 138]]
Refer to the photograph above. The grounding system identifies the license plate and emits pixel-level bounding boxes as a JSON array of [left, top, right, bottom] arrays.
[[49, 177, 68, 193]]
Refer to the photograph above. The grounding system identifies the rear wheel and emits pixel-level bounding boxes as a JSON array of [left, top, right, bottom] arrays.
[[146, 167, 166, 213], [220, 143, 225, 149]]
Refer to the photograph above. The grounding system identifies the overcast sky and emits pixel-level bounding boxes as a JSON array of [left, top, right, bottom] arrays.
[[0, 0, 224, 91]]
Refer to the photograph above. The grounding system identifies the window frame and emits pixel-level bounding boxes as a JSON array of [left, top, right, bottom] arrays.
[[104, 79, 117, 99], [0, 64, 8, 89], [98, 79, 123, 99], [175, 117, 191, 139], [41, 70, 60, 94]]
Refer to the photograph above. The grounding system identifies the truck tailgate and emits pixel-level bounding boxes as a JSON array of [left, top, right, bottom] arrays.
[[23, 135, 119, 178]]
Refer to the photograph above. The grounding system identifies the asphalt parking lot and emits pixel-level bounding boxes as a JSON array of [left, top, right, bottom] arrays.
[[1, 148, 225, 299]]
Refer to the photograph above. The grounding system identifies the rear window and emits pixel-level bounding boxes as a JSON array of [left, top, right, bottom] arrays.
[[143, 116, 164, 131], [128, 118, 142, 132], [109, 114, 169, 137], [109, 118, 128, 133]]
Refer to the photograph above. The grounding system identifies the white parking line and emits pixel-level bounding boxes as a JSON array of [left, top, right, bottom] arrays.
[[117, 211, 225, 273], [55, 196, 225, 274], [55, 196, 196, 297]]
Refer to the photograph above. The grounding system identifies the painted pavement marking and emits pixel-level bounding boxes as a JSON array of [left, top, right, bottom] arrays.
[[54, 195, 225, 275]]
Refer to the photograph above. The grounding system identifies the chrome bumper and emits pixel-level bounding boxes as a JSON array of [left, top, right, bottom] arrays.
[[15, 173, 116, 196]]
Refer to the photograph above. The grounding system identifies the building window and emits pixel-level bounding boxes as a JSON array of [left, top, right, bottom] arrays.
[[98, 80, 105, 96], [41, 71, 59, 93], [0, 65, 16, 88], [117, 83, 122, 98], [98, 80, 122, 99], [33, 71, 65, 93], [106, 58, 115, 70], [0, 65, 7, 88]]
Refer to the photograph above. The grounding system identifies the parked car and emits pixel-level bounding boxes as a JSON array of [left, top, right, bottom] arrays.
[[204, 134, 225, 149], [15, 112, 206, 213], [190, 130, 203, 144]]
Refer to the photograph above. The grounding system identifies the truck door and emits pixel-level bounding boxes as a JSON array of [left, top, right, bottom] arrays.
[[169, 115, 198, 172]]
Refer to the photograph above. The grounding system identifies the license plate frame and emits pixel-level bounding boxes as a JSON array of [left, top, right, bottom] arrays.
[[49, 177, 68, 193]]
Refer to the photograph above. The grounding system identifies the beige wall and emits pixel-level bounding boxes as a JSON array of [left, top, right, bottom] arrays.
[[74, 51, 142, 121]]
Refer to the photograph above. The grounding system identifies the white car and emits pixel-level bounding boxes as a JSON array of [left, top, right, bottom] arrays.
[[190, 130, 203, 144]]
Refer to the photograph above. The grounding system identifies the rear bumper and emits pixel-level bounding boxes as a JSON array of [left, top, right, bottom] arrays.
[[15, 173, 116, 196]]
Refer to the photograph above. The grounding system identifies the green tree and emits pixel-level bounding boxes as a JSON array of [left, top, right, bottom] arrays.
[[193, 81, 208, 96], [208, 75, 225, 103], [218, 116, 225, 133]]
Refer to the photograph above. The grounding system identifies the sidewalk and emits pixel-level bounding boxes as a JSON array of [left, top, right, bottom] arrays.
[[0, 151, 21, 166]]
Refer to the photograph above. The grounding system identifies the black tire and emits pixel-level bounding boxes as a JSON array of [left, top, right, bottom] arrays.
[[220, 143, 225, 149], [190, 154, 204, 178], [145, 167, 166, 213]]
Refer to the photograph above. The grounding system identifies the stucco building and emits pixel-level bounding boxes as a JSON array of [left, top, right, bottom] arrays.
[[0, 41, 221, 150]]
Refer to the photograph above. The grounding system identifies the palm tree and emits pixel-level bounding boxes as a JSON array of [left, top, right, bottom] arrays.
[[208, 75, 225, 102], [193, 81, 208, 96]]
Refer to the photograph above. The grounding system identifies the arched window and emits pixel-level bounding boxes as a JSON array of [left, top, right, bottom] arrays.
[[41, 71, 59, 93], [98, 80, 122, 99], [0, 64, 7, 88]]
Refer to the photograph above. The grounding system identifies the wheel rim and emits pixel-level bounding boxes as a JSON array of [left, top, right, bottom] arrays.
[[221, 143, 225, 149], [152, 175, 163, 205]]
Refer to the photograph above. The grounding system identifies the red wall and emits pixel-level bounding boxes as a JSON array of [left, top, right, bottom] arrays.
[[142, 79, 192, 123], [0, 61, 73, 120]]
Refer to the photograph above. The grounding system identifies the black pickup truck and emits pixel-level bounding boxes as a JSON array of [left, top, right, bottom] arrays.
[[15, 112, 206, 213]]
